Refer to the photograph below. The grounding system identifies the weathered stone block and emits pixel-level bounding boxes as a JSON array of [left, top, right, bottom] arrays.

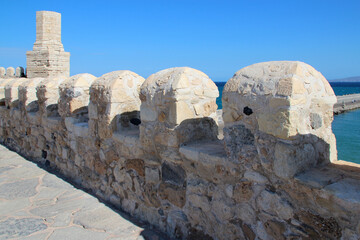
[[161, 162, 186, 187], [89, 70, 144, 137], [58, 73, 96, 118], [6, 67, 15, 78], [159, 182, 186, 208], [15, 67, 25, 78]]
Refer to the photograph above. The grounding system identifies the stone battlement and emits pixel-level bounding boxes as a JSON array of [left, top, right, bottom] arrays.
[[0, 67, 25, 78], [0, 62, 359, 240], [1, 10, 359, 240]]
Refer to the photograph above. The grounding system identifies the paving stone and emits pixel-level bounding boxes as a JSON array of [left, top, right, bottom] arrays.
[[0, 178, 38, 200], [0, 166, 16, 175], [4, 166, 44, 180], [0, 198, 31, 216], [73, 205, 140, 233], [0, 217, 47, 239], [30, 198, 84, 218], [18, 232, 49, 240], [34, 186, 66, 201], [51, 211, 72, 227], [0, 145, 168, 240], [47, 226, 109, 240], [42, 173, 74, 190]]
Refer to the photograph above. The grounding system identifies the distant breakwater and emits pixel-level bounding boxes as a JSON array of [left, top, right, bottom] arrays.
[[334, 93, 360, 114]]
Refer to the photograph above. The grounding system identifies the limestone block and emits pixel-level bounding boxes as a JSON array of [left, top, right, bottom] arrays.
[[223, 61, 338, 172], [5, 78, 25, 108], [58, 73, 96, 117], [141, 67, 219, 126], [6, 67, 15, 78], [0, 78, 14, 100], [18, 78, 43, 112], [256, 189, 293, 220], [223, 61, 336, 137], [15, 67, 25, 78], [273, 142, 316, 178], [89, 70, 144, 137], [35, 11, 62, 46], [36, 76, 67, 117], [73, 122, 89, 138], [140, 67, 220, 160], [0, 67, 5, 78]]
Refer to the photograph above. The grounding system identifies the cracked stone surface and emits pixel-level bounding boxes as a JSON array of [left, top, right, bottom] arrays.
[[0, 145, 169, 240]]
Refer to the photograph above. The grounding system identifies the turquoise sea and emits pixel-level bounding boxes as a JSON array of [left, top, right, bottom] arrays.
[[215, 82, 360, 164]]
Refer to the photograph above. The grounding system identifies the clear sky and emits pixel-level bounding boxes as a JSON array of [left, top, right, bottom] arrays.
[[1, 0, 359, 81]]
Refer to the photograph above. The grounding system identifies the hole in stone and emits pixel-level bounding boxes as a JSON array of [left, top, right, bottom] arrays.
[[243, 106, 253, 116], [42, 150, 47, 159], [130, 118, 141, 126]]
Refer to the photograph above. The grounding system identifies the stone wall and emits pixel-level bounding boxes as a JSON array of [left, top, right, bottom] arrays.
[[0, 67, 25, 78], [0, 62, 359, 240]]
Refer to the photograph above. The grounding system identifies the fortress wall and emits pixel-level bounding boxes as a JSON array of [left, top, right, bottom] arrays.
[[0, 62, 359, 240], [0, 67, 25, 78]]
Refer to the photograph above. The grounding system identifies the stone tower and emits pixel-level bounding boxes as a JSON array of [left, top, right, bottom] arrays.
[[26, 11, 70, 78]]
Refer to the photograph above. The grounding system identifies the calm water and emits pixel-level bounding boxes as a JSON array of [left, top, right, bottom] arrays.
[[215, 82, 360, 164]]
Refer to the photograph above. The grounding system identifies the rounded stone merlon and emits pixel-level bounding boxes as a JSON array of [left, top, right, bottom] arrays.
[[18, 77, 44, 108], [0, 78, 15, 99], [222, 61, 338, 176], [222, 61, 337, 139], [58, 73, 97, 117], [89, 70, 145, 137], [6, 67, 15, 78], [5, 78, 25, 107], [140, 67, 219, 125], [90, 70, 144, 107], [36, 76, 68, 106], [0, 67, 5, 78], [88, 70, 144, 138], [15, 67, 25, 78]]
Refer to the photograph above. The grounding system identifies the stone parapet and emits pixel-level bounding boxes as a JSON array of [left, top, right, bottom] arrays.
[[5, 78, 26, 109], [89, 70, 144, 138], [36, 76, 67, 119], [0, 63, 358, 240], [0, 67, 26, 78], [18, 77, 44, 112], [222, 61, 337, 179], [140, 67, 219, 162], [58, 73, 96, 119]]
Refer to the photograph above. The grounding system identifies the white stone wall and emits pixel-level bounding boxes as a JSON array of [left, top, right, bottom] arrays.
[[0, 63, 358, 240]]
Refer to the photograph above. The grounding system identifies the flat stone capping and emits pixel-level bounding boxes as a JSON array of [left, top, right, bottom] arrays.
[[295, 162, 360, 200], [179, 139, 227, 163], [113, 128, 140, 143]]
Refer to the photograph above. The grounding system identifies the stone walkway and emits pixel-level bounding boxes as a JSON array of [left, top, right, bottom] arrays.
[[0, 145, 169, 240]]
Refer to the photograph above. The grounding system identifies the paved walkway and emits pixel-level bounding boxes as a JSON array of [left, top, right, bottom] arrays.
[[0, 145, 169, 240]]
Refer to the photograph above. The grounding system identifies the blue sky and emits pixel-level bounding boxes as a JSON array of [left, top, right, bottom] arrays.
[[1, 0, 360, 81]]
